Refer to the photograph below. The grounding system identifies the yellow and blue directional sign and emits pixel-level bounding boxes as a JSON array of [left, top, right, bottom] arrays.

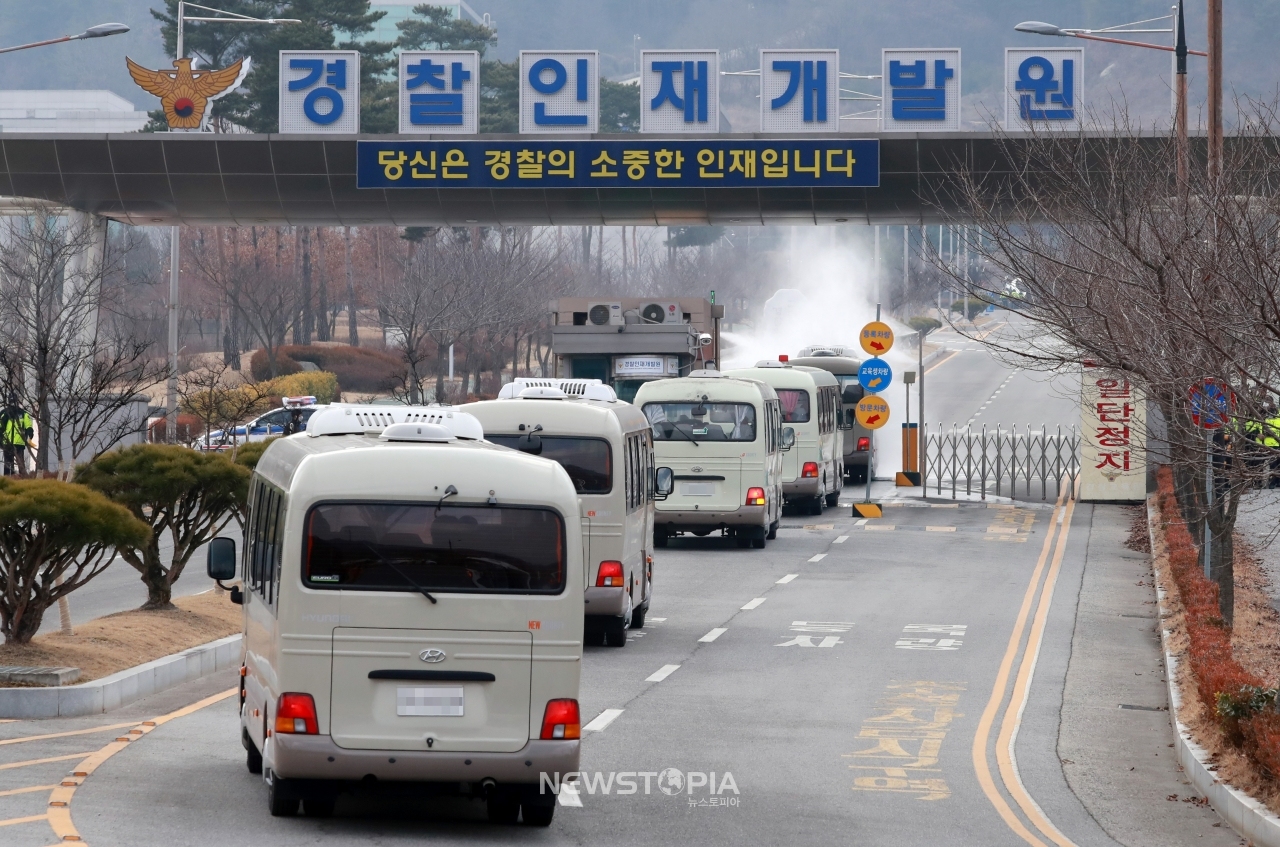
[[858, 357, 892, 393]]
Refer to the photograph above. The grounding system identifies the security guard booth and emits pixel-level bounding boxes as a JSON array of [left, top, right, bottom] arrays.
[[550, 297, 724, 403]]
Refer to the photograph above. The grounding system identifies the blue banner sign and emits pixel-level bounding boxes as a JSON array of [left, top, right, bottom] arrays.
[[357, 139, 880, 189]]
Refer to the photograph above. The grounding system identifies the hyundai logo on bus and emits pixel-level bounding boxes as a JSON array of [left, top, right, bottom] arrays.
[[419, 649, 447, 663]]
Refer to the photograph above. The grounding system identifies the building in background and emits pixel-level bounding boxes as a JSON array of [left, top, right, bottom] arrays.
[[0, 90, 149, 133]]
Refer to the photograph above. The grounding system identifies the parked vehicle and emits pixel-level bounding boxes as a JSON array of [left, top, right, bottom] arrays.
[[194, 397, 319, 451], [636, 371, 788, 549], [787, 354, 875, 483], [206, 405, 587, 826], [462, 379, 667, 647], [724, 362, 842, 514]]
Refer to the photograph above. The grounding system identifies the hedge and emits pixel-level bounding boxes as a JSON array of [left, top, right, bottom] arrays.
[[1156, 466, 1280, 780], [261, 371, 339, 404], [250, 345, 403, 393]]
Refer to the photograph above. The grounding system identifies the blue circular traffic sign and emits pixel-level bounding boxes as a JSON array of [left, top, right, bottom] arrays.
[[1189, 381, 1233, 429], [858, 357, 893, 393]]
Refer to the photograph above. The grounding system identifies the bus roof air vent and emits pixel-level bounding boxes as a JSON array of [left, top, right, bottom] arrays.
[[305, 404, 484, 440], [498, 378, 618, 402], [379, 422, 453, 443]]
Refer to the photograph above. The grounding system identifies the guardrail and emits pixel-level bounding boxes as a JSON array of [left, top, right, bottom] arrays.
[[923, 424, 1081, 501]]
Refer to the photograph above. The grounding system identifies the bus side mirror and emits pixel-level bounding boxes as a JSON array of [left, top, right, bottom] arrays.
[[781, 427, 796, 451], [839, 409, 855, 431], [654, 467, 674, 500], [517, 433, 543, 455], [207, 537, 237, 581], [841, 384, 864, 404]]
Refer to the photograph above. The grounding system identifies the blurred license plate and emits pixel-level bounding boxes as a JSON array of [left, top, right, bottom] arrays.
[[682, 482, 715, 496], [397, 686, 464, 716]]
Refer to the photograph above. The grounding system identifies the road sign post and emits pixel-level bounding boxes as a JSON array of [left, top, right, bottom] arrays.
[[1188, 380, 1233, 579], [854, 309, 894, 518]]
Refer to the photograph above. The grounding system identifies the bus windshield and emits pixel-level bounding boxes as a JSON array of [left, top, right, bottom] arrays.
[[485, 435, 611, 494], [304, 503, 565, 594], [643, 402, 757, 442]]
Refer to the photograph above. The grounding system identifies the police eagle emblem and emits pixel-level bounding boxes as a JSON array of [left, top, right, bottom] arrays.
[[126, 56, 248, 130]]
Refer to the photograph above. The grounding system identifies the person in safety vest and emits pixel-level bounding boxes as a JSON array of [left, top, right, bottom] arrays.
[[1262, 404, 1280, 488], [1, 394, 33, 476]]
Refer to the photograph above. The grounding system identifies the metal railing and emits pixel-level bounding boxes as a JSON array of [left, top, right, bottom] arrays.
[[923, 424, 1081, 501]]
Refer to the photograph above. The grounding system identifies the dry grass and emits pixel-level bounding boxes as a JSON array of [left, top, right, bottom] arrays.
[[0, 590, 241, 685], [1149, 508, 1280, 815]]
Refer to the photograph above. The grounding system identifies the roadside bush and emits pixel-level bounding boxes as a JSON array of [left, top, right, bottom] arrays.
[[948, 297, 988, 321], [1156, 465, 1280, 777], [251, 345, 402, 393], [260, 370, 339, 404], [907, 316, 942, 336], [0, 478, 150, 643], [77, 445, 249, 611]]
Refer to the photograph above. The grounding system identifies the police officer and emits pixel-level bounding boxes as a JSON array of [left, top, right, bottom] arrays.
[[1, 394, 33, 476], [282, 406, 305, 436]]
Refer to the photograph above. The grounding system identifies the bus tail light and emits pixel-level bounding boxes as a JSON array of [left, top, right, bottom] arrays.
[[596, 561, 624, 587], [275, 693, 318, 735], [745, 487, 766, 506], [856, 437, 870, 451], [801, 462, 819, 478], [540, 699, 581, 739]]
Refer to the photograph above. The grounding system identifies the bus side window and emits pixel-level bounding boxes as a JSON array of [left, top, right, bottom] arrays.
[[271, 494, 287, 610], [249, 482, 266, 594], [262, 490, 280, 605]]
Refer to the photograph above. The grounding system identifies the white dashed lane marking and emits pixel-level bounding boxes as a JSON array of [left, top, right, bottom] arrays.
[[776, 574, 799, 584], [833, 535, 848, 543], [558, 782, 583, 807], [698, 628, 728, 643], [740, 598, 767, 610], [808, 553, 827, 562], [583, 708, 624, 732], [646, 664, 681, 682]]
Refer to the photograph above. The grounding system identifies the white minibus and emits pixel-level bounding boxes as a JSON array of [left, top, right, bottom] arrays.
[[205, 405, 589, 826], [724, 362, 842, 515], [462, 378, 663, 647], [635, 371, 788, 549]]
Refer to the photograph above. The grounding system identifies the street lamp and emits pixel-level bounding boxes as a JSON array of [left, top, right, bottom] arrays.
[[0, 22, 130, 54], [1015, 1, 1207, 187], [164, 3, 300, 441]]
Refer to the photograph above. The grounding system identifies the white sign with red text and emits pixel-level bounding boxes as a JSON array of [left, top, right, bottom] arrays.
[[1080, 371, 1146, 501]]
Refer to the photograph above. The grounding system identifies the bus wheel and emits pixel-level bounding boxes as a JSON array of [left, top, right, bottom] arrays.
[[630, 603, 647, 629], [766, 521, 778, 540], [605, 617, 628, 647], [266, 772, 299, 817], [653, 528, 668, 548], [825, 491, 840, 508], [487, 792, 521, 824], [302, 795, 335, 817], [243, 729, 263, 775], [522, 800, 555, 827], [735, 536, 752, 549], [752, 536, 766, 549]]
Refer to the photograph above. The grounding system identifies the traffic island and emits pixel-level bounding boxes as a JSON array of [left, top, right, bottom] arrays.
[[852, 502, 883, 519]]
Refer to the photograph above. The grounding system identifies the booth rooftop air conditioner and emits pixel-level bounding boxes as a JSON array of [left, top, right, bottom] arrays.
[[587, 302, 624, 326], [640, 301, 681, 324]]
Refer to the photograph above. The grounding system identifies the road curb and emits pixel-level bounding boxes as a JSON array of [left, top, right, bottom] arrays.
[[0, 634, 242, 720], [1146, 496, 1280, 846]]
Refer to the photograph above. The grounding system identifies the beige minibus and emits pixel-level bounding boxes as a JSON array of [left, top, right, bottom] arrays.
[[789, 353, 875, 484], [635, 371, 788, 549], [462, 378, 663, 647], [205, 405, 587, 826], [724, 362, 842, 515]]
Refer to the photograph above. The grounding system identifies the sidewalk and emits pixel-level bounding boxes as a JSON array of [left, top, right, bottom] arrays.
[[1056, 504, 1240, 846]]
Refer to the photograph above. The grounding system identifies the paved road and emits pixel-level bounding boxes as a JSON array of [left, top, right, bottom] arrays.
[[0, 496, 1241, 845], [0, 311, 1244, 845]]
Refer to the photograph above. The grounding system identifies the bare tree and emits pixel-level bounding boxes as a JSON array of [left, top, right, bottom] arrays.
[[0, 210, 163, 475]]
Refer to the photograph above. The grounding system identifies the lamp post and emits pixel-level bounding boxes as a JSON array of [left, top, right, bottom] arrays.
[[1015, 2, 1207, 188], [0, 22, 130, 54], [164, 3, 299, 441]]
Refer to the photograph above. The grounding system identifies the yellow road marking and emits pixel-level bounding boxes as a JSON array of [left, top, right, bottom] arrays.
[[45, 688, 237, 845], [0, 812, 49, 827], [0, 753, 94, 771], [925, 351, 960, 374], [0, 722, 137, 747], [971, 484, 1067, 847], [996, 493, 1079, 847], [0, 784, 58, 797]]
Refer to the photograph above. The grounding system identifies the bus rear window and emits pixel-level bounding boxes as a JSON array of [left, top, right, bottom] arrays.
[[776, 389, 811, 423], [304, 503, 564, 594], [485, 435, 611, 494]]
